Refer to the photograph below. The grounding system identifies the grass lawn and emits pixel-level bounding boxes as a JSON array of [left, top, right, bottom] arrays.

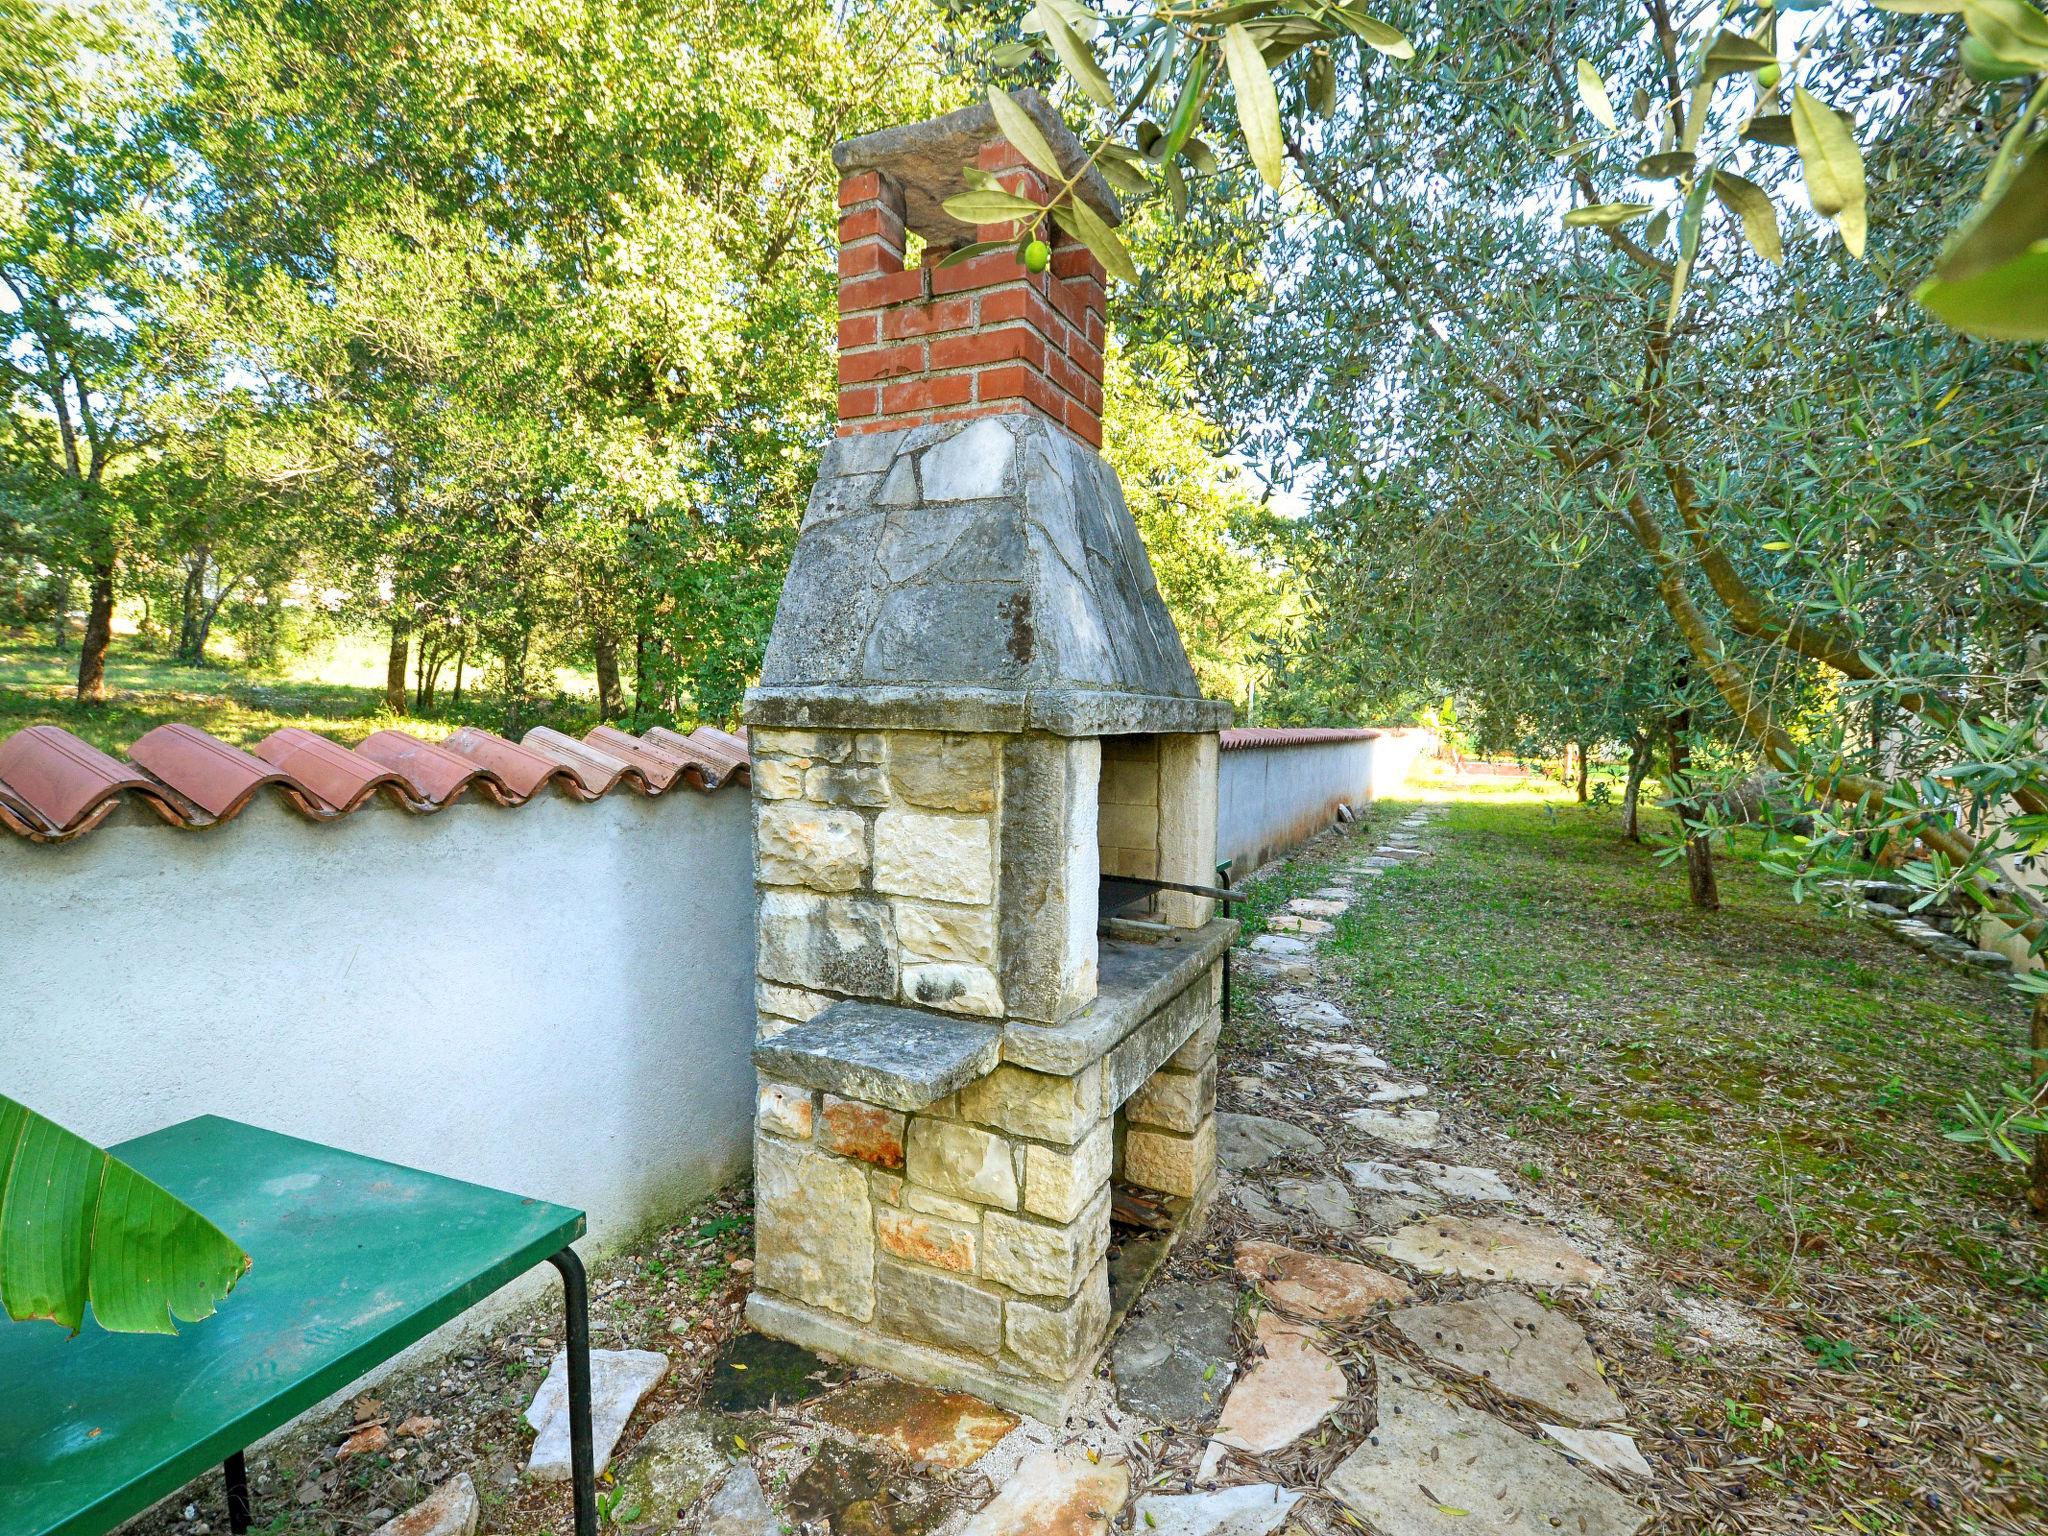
[[0, 634, 604, 754], [1256, 775, 2046, 1533]]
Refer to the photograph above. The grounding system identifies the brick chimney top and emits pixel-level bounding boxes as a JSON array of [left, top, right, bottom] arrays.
[[831, 90, 1119, 447]]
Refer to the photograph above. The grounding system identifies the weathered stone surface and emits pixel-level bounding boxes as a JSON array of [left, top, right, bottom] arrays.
[[960, 1061, 1101, 1143], [1234, 1239, 1413, 1320], [525, 1347, 669, 1480], [879, 1208, 978, 1273], [785, 1441, 895, 1529], [1326, 1360, 1649, 1536], [1123, 1118, 1215, 1198], [1311, 1040, 1393, 1073], [1130, 1486, 1301, 1536], [752, 756, 808, 799], [1125, 1059, 1216, 1134], [1247, 933, 1313, 958], [688, 1465, 778, 1536], [1288, 898, 1348, 917], [759, 890, 898, 999], [1346, 1160, 1429, 1196], [370, 1475, 478, 1536], [1272, 1176, 1359, 1229], [756, 1002, 1001, 1111], [1344, 1107, 1441, 1151], [906, 1185, 983, 1222], [875, 809, 994, 903], [1370, 1216, 1606, 1287], [1216, 1112, 1327, 1171], [756, 800, 868, 890], [708, 1332, 848, 1412], [906, 961, 1004, 1017], [998, 734, 1100, 1026], [606, 1410, 733, 1524], [820, 1096, 907, 1167], [754, 728, 854, 763], [1310, 885, 1353, 900], [888, 731, 998, 811], [757, 1081, 815, 1140], [1197, 1315, 1345, 1475], [907, 1118, 1020, 1208], [755, 1135, 875, 1320], [1023, 1118, 1112, 1223], [1365, 1080, 1430, 1104], [1269, 992, 1348, 1030], [1418, 1162, 1518, 1202], [1267, 913, 1332, 935], [810, 1379, 1020, 1468], [1006, 1258, 1110, 1379], [982, 1186, 1110, 1297], [806, 762, 891, 808], [758, 980, 835, 1024], [1110, 1279, 1238, 1427], [1541, 1425, 1656, 1480], [1230, 1179, 1288, 1226], [1103, 972, 1216, 1107], [1389, 1290, 1626, 1423], [895, 899, 999, 964], [875, 1259, 1004, 1357], [956, 1450, 1129, 1536], [1167, 1016, 1222, 1072]]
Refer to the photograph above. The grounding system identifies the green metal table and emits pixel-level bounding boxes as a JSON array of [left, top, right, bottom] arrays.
[[0, 1116, 596, 1536]]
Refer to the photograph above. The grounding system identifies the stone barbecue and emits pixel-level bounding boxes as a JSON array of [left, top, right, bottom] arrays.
[[740, 92, 1234, 1421]]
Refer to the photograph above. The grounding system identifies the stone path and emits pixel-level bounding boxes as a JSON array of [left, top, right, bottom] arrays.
[[364, 802, 1661, 1536]]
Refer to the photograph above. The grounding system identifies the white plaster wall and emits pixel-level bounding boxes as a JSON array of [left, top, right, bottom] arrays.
[[1216, 731, 1436, 876], [0, 786, 758, 1253]]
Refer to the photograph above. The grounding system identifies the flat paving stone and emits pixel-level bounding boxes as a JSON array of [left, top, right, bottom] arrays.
[[371, 1475, 478, 1536], [958, 1450, 1129, 1535], [1288, 898, 1349, 917], [607, 1410, 741, 1526], [1130, 1484, 1302, 1536], [525, 1347, 668, 1480], [1327, 1358, 1649, 1536], [708, 1332, 848, 1412], [1273, 1175, 1359, 1229], [1541, 1425, 1656, 1480], [1112, 1279, 1240, 1427], [1231, 1178, 1289, 1226], [1272, 993, 1351, 1030], [1310, 1041, 1393, 1073], [809, 1379, 1019, 1467], [689, 1465, 778, 1536], [1365, 1080, 1430, 1104], [1240, 954, 1314, 983], [1218, 1112, 1329, 1171], [1310, 886, 1354, 900], [1196, 1315, 1346, 1479], [1370, 1216, 1606, 1287], [1418, 1162, 1517, 1202], [1346, 1159, 1430, 1196], [1345, 1107, 1442, 1150], [1388, 1289, 1626, 1424], [1248, 933, 1314, 958], [1267, 913, 1332, 935], [1234, 1238, 1413, 1320]]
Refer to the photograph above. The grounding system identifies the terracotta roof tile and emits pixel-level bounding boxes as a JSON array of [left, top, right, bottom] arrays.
[[1219, 727, 1380, 750], [253, 727, 412, 814], [356, 730, 512, 805], [128, 724, 293, 821], [439, 728, 582, 800], [584, 725, 701, 791], [0, 725, 184, 837], [518, 727, 648, 799], [647, 725, 748, 784]]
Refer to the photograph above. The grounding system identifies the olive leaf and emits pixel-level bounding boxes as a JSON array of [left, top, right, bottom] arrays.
[[1575, 60, 1617, 129], [1713, 169, 1783, 263], [1791, 86, 1867, 257], [1703, 29, 1779, 81], [987, 87, 1064, 182], [1052, 197, 1138, 282], [1309, 50, 1338, 119], [1964, 0, 2048, 69], [1915, 143, 2048, 339], [1637, 151, 1696, 179], [940, 189, 1044, 226], [1334, 9, 1414, 58], [1029, 0, 1115, 108], [933, 239, 1013, 269], [1564, 201, 1655, 227], [1223, 21, 1286, 190]]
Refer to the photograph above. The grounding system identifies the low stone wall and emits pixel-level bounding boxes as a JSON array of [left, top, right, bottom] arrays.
[[1217, 728, 1433, 875], [0, 785, 758, 1251]]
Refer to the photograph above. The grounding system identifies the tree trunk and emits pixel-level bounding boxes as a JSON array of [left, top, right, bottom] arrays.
[[633, 627, 651, 724], [1575, 741, 1590, 803], [384, 623, 410, 714], [48, 572, 70, 651], [2030, 991, 2047, 1219], [1666, 712, 1719, 909], [76, 561, 115, 701], [452, 639, 467, 703], [1621, 734, 1653, 842], [594, 629, 622, 720], [177, 553, 207, 663]]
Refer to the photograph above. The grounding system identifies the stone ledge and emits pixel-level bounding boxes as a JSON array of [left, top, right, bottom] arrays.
[[754, 1002, 1002, 1112], [1002, 919, 1237, 1077], [744, 685, 1233, 738]]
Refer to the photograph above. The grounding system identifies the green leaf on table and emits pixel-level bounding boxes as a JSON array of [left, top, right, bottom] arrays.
[[1052, 197, 1138, 282], [1791, 86, 1867, 257], [1575, 60, 1617, 129], [1224, 22, 1286, 189], [1713, 169, 1784, 262], [1915, 143, 2048, 339], [1563, 201, 1655, 227], [1029, 1, 1115, 107], [1, 1095, 250, 1334], [987, 88, 1064, 182]]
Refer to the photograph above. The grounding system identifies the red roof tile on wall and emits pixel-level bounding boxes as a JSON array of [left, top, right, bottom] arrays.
[[0, 721, 750, 844], [1218, 727, 1381, 750]]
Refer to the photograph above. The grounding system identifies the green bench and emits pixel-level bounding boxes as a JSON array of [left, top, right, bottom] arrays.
[[0, 1116, 597, 1536]]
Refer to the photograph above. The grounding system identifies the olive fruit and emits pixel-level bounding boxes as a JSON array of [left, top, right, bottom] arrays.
[[1024, 239, 1050, 273]]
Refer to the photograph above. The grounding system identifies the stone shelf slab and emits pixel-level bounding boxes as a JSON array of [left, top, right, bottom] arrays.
[[754, 1002, 1001, 1111], [1002, 920, 1236, 1076]]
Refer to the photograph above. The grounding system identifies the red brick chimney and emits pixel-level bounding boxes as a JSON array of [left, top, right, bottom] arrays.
[[834, 115, 1110, 447]]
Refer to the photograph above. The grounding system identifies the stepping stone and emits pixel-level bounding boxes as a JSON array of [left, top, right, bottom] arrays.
[[809, 1378, 1019, 1467], [1310, 1041, 1393, 1072], [1231, 1179, 1289, 1226], [371, 1475, 478, 1536], [1388, 1290, 1626, 1423], [1365, 1080, 1429, 1104], [1345, 1107, 1441, 1150], [689, 1465, 778, 1536], [1373, 846, 1423, 860], [1249, 933, 1314, 958], [1241, 954, 1314, 983], [1288, 897, 1349, 917], [1360, 1195, 1437, 1230], [1345, 1159, 1429, 1196], [1234, 1238, 1413, 1320], [1218, 1112, 1328, 1171], [1272, 1175, 1359, 1229], [1360, 857, 1402, 870], [786, 1441, 913, 1530], [1541, 1425, 1655, 1480], [1268, 913, 1332, 935], [708, 1332, 847, 1412], [607, 1411, 741, 1526], [960, 1450, 1129, 1535], [1112, 1279, 1241, 1426], [1310, 886, 1354, 900], [1418, 1162, 1517, 1202], [1195, 1315, 1346, 1480], [525, 1347, 669, 1480], [1327, 1359, 1649, 1536], [1272, 992, 1350, 1030], [1370, 1216, 1606, 1287], [1131, 1484, 1302, 1536]]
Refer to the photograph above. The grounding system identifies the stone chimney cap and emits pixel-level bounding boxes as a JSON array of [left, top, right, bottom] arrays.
[[832, 89, 1123, 245]]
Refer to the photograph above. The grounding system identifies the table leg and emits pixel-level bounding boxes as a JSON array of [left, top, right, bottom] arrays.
[[546, 1247, 597, 1536], [223, 1450, 252, 1535]]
